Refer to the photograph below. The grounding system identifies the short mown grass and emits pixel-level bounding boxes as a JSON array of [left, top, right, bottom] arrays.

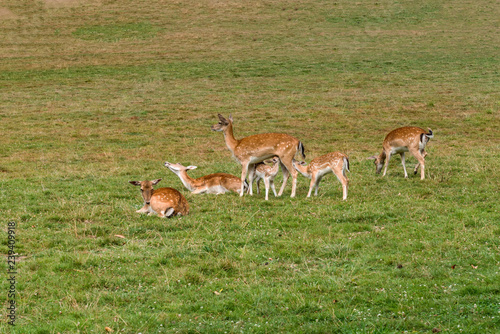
[[0, 0, 499, 333]]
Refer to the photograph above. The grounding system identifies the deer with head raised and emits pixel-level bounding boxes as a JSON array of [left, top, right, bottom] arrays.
[[211, 114, 305, 197], [129, 179, 189, 217], [292, 152, 349, 200], [367, 126, 433, 180], [164, 161, 246, 195], [247, 157, 280, 200]]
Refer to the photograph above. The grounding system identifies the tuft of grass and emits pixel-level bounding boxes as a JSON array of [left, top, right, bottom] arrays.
[[73, 22, 161, 42]]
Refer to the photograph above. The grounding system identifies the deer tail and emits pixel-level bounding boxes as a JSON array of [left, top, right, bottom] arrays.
[[344, 156, 350, 173], [298, 141, 306, 159]]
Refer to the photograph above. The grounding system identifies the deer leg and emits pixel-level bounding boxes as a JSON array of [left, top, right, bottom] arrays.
[[247, 165, 255, 195], [382, 151, 392, 177], [342, 164, 349, 200], [270, 180, 277, 197], [342, 184, 347, 200], [240, 163, 250, 196], [410, 148, 426, 180], [314, 175, 322, 196], [414, 162, 420, 175], [264, 178, 270, 201], [401, 152, 408, 178], [278, 162, 289, 196], [291, 170, 298, 197], [307, 174, 316, 198], [417, 155, 425, 180], [136, 204, 149, 213], [414, 150, 427, 174], [330, 165, 348, 200], [256, 177, 261, 194], [339, 173, 348, 200], [192, 188, 205, 194], [281, 158, 298, 198]]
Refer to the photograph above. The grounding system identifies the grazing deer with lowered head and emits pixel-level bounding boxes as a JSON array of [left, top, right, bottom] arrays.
[[292, 152, 350, 200], [129, 179, 189, 217], [211, 114, 305, 197], [164, 161, 247, 195], [247, 157, 280, 200], [367, 127, 433, 180]]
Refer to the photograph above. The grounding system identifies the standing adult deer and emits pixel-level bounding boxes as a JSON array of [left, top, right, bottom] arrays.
[[247, 157, 280, 200], [367, 127, 433, 180], [129, 179, 189, 217], [164, 161, 246, 194], [211, 114, 305, 197], [292, 152, 350, 200]]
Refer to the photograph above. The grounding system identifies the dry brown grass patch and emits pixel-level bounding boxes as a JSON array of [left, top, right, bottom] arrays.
[[0, 7, 17, 19]]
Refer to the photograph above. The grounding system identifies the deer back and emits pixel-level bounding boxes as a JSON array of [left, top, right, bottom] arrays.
[[235, 133, 300, 162], [383, 127, 428, 150], [151, 187, 189, 216]]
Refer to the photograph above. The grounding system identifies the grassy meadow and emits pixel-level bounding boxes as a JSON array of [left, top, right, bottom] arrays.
[[1, 0, 499, 332]]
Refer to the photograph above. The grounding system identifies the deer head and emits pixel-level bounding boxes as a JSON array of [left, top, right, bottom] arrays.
[[129, 179, 162, 205], [211, 114, 233, 132], [367, 154, 385, 174]]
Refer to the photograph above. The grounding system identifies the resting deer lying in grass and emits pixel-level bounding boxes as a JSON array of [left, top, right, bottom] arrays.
[[129, 179, 189, 217], [367, 127, 433, 180], [292, 152, 350, 200], [164, 161, 247, 195], [211, 114, 305, 197], [247, 157, 280, 200]]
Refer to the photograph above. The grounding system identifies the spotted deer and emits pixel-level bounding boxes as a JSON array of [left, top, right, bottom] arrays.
[[292, 152, 350, 200], [164, 161, 246, 195], [247, 157, 280, 200], [211, 114, 305, 197], [129, 179, 189, 217], [367, 127, 433, 180]]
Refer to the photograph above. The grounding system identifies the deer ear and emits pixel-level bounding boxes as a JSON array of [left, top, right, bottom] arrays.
[[218, 114, 226, 122], [228, 114, 233, 122], [152, 178, 162, 185], [366, 155, 377, 160], [129, 181, 141, 186], [186, 165, 197, 170]]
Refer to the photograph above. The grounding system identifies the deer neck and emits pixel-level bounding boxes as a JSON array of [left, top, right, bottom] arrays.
[[293, 162, 311, 178], [176, 171, 198, 192], [222, 123, 239, 155], [270, 162, 280, 175], [379, 150, 387, 163]]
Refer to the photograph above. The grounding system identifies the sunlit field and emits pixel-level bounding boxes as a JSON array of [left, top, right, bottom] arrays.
[[0, 0, 499, 333]]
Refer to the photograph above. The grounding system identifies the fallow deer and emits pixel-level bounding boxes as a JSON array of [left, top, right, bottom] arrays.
[[292, 152, 350, 200], [164, 161, 246, 195], [129, 179, 189, 217], [247, 157, 280, 200], [211, 114, 305, 197], [367, 127, 433, 180]]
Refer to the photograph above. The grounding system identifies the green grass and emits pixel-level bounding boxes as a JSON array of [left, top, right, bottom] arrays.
[[0, 0, 499, 332]]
